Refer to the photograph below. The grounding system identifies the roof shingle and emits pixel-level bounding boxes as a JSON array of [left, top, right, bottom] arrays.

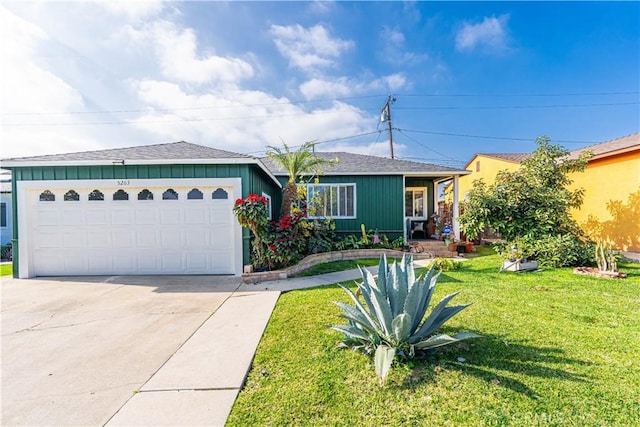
[[569, 132, 640, 159], [1, 141, 250, 163], [261, 151, 466, 175]]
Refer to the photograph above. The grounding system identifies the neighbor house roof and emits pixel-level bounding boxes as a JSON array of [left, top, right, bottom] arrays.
[[569, 132, 640, 160], [463, 152, 531, 169], [261, 152, 469, 177], [0, 141, 281, 187]]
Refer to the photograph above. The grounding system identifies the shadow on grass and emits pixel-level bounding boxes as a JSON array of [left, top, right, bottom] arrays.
[[399, 332, 592, 399]]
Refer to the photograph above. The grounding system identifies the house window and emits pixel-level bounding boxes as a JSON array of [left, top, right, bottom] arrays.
[[0, 202, 6, 227], [64, 190, 80, 201], [88, 190, 104, 201], [405, 188, 425, 218], [138, 189, 153, 200], [212, 188, 228, 199], [39, 190, 55, 202], [163, 189, 179, 200], [262, 192, 272, 220], [187, 188, 203, 200], [113, 189, 129, 200], [307, 183, 355, 218]]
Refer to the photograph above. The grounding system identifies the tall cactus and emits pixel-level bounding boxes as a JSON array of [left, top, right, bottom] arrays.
[[595, 240, 618, 273]]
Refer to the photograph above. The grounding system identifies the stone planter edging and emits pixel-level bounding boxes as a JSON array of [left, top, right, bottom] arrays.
[[242, 249, 433, 284]]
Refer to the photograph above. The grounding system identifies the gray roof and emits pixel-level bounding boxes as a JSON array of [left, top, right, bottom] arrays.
[[261, 151, 467, 175], [569, 132, 639, 160], [477, 153, 532, 163], [1, 141, 250, 163]]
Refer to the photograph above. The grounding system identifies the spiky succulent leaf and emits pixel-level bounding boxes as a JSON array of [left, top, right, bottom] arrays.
[[360, 268, 393, 336], [413, 291, 462, 340], [335, 285, 380, 331], [413, 332, 482, 350], [330, 324, 372, 344], [418, 304, 473, 338], [334, 302, 378, 335], [391, 313, 412, 344], [374, 345, 396, 386], [377, 253, 388, 296]]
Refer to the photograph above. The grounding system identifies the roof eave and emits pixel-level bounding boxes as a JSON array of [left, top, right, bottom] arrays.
[[272, 170, 471, 177]]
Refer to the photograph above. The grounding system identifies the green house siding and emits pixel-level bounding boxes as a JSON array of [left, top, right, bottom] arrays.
[[405, 177, 436, 217], [10, 163, 279, 270], [275, 175, 405, 235]]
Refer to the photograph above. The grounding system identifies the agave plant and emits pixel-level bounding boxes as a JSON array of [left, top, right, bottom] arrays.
[[331, 254, 480, 385]]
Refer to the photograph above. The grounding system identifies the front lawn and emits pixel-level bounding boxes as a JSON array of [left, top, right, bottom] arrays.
[[227, 251, 640, 426], [1, 264, 12, 276]]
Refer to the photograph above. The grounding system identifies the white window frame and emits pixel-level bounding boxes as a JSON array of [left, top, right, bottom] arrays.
[[306, 183, 356, 219], [405, 186, 427, 219], [262, 192, 272, 220]]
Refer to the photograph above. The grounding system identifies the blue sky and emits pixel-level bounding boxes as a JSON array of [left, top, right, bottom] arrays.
[[2, 1, 638, 167]]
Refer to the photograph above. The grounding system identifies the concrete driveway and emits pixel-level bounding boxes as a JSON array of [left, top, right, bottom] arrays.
[[1, 275, 242, 426]]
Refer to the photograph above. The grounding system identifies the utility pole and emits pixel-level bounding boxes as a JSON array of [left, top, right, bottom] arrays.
[[381, 95, 396, 159]]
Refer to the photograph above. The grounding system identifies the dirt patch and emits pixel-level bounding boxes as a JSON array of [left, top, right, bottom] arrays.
[[573, 267, 627, 279]]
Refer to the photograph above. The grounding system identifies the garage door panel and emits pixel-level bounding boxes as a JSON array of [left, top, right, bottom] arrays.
[[86, 209, 109, 225], [160, 209, 182, 225], [88, 231, 112, 248], [62, 232, 84, 248], [112, 230, 134, 248], [61, 209, 84, 226], [112, 209, 133, 225], [135, 208, 157, 225], [28, 183, 237, 276], [37, 209, 59, 226]]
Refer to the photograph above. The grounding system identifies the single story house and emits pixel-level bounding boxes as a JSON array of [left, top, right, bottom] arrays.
[[1, 141, 468, 278]]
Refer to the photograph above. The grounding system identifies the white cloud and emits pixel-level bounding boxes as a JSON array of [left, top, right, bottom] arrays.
[[97, 0, 164, 21], [299, 73, 407, 99], [455, 14, 510, 52], [380, 26, 428, 65], [124, 20, 254, 85], [270, 24, 354, 73]]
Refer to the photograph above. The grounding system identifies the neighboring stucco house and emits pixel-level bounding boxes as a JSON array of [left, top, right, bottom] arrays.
[[568, 132, 640, 251], [457, 153, 531, 201], [1, 170, 13, 247], [455, 133, 640, 251], [1, 141, 468, 279]]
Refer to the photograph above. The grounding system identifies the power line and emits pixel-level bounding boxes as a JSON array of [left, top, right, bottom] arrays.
[[395, 129, 460, 161], [396, 91, 639, 97], [394, 101, 638, 110], [4, 90, 636, 116], [397, 128, 599, 144], [243, 130, 383, 155]]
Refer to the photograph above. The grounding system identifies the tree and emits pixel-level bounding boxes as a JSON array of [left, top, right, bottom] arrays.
[[459, 136, 591, 243], [267, 141, 333, 217]]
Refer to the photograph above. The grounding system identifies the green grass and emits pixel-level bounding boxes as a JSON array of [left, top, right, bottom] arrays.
[[227, 252, 640, 426], [294, 258, 382, 277], [1, 264, 12, 276]]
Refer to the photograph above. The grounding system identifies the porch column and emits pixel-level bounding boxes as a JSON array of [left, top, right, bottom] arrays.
[[452, 175, 460, 240]]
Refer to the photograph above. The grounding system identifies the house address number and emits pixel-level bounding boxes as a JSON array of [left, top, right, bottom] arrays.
[[117, 180, 130, 186]]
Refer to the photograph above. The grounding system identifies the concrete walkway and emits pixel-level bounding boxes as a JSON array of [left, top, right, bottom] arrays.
[[98, 258, 443, 426]]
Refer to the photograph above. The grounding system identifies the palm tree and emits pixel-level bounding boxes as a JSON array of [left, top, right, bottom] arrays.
[[267, 141, 332, 217]]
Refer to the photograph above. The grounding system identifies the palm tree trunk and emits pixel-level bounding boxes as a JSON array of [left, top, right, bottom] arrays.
[[280, 181, 298, 217]]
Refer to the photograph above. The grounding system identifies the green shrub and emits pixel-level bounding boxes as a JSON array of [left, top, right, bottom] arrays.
[[529, 234, 595, 267], [332, 255, 480, 385], [427, 258, 460, 272]]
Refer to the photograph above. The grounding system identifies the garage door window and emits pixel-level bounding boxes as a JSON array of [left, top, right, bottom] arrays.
[[138, 189, 153, 200], [163, 189, 179, 200], [89, 190, 104, 201], [113, 190, 129, 201], [39, 190, 55, 202], [64, 190, 80, 201], [212, 188, 228, 199], [187, 188, 203, 200]]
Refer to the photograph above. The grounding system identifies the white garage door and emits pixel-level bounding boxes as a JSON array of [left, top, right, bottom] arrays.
[[17, 178, 242, 277]]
